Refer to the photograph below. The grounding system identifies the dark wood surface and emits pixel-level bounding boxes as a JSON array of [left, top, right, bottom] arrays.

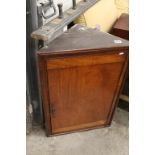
[[110, 13, 129, 109], [113, 13, 129, 31], [38, 25, 129, 136], [110, 13, 129, 40], [38, 24, 128, 55]]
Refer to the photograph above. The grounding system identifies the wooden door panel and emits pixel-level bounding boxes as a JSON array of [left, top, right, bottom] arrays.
[[47, 53, 125, 70], [47, 54, 125, 134]]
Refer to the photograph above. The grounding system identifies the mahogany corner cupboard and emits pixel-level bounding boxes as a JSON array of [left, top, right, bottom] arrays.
[[37, 25, 129, 136]]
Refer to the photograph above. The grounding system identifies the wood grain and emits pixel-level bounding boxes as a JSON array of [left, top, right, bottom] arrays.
[[47, 54, 126, 134], [47, 53, 126, 70], [37, 25, 129, 136]]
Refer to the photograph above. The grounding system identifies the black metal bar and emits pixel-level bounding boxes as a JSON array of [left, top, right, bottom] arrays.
[[72, 0, 77, 10], [26, 0, 43, 125], [57, 3, 63, 19]]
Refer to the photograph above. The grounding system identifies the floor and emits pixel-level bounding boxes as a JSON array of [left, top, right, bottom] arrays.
[[27, 108, 129, 155]]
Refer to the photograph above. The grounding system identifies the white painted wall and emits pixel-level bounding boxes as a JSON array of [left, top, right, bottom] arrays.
[[37, 0, 81, 24]]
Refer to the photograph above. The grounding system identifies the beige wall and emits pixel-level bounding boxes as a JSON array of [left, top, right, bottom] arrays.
[[75, 0, 129, 32], [116, 0, 129, 17]]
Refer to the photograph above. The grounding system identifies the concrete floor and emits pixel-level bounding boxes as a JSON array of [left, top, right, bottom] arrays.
[[27, 108, 128, 155]]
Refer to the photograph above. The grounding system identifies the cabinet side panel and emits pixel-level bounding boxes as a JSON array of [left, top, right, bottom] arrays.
[[107, 52, 129, 124], [38, 55, 52, 136]]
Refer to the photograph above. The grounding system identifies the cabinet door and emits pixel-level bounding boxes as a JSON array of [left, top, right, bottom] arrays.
[[47, 53, 126, 134]]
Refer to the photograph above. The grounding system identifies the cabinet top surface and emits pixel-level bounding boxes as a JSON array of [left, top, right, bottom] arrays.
[[38, 24, 129, 55]]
